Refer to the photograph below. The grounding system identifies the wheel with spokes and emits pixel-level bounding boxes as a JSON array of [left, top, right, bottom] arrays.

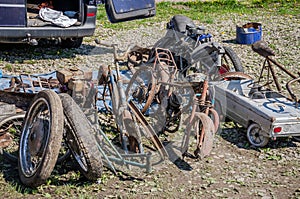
[[125, 66, 157, 114], [18, 90, 64, 187], [247, 123, 269, 147], [1, 113, 70, 164], [0, 113, 25, 163], [59, 93, 103, 181]]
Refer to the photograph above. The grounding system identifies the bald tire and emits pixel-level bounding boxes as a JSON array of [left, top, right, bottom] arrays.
[[59, 93, 103, 181]]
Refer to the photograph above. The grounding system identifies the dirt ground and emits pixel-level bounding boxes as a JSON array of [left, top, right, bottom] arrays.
[[0, 2, 299, 198], [92, 126, 300, 198]]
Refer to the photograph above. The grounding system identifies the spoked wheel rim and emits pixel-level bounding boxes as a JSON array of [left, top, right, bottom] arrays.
[[19, 98, 51, 177], [0, 114, 25, 163], [247, 123, 269, 147], [125, 66, 156, 114], [64, 119, 88, 172]]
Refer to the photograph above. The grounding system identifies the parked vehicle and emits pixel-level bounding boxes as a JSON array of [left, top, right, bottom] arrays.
[[0, 0, 98, 48], [214, 77, 300, 147], [0, 0, 155, 48]]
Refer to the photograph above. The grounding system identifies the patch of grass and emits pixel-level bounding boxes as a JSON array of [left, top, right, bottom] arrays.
[[4, 63, 13, 72], [97, 0, 299, 30]]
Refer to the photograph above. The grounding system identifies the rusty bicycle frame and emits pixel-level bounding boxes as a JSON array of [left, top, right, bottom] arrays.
[[254, 50, 300, 94], [95, 39, 169, 172], [126, 47, 219, 159]]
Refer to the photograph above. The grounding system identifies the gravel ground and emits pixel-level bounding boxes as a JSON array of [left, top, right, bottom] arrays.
[[0, 8, 299, 199]]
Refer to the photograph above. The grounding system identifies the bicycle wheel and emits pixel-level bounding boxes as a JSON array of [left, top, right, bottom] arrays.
[[59, 93, 103, 181], [181, 112, 215, 159], [125, 66, 157, 114], [208, 108, 220, 134], [0, 113, 70, 164], [221, 46, 243, 72], [18, 90, 64, 187], [0, 113, 24, 163]]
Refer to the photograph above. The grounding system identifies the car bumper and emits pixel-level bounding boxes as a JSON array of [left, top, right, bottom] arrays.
[[0, 6, 97, 42]]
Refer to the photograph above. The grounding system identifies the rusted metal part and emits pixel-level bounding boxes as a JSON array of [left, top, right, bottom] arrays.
[[122, 109, 142, 153], [154, 48, 177, 83], [126, 67, 157, 114], [97, 65, 109, 86], [181, 112, 215, 159], [286, 77, 300, 108], [267, 59, 282, 92], [219, 71, 253, 80], [57, 68, 92, 84], [5, 75, 59, 92], [128, 46, 151, 66], [195, 112, 215, 159], [0, 90, 35, 110], [209, 108, 220, 133], [0, 133, 12, 149], [128, 100, 168, 158], [268, 57, 297, 79], [252, 41, 299, 94]]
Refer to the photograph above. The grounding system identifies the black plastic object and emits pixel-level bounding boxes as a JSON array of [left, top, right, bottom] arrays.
[[105, 0, 156, 23]]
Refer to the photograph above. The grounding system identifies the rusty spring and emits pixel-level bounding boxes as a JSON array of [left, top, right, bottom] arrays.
[[194, 95, 212, 113]]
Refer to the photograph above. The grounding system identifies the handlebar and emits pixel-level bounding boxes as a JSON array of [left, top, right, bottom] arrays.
[[95, 38, 117, 48], [95, 38, 138, 63]]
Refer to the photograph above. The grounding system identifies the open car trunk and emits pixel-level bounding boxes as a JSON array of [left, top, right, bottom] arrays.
[[27, 0, 83, 27], [0, 0, 83, 28]]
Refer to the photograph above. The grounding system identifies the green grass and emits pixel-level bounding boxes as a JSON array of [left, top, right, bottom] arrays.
[[96, 0, 299, 30]]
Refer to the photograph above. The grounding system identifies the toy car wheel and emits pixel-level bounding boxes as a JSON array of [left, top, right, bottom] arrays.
[[247, 123, 269, 147], [18, 90, 64, 187]]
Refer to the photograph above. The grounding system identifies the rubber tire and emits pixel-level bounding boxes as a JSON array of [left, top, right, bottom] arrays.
[[61, 37, 83, 48], [59, 93, 103, 181], [18, 90, 64, 187], [1, 114, 70, 164], [247, 123, 269, 147], [222, 46, 244, 72]]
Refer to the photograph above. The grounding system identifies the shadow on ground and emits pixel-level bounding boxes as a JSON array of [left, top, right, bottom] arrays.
[[0, 42, 111, 64], [219, 122, 298, 151]]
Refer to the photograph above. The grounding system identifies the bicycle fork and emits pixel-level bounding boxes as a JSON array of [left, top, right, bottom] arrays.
[[115, 67, 144, 154]]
